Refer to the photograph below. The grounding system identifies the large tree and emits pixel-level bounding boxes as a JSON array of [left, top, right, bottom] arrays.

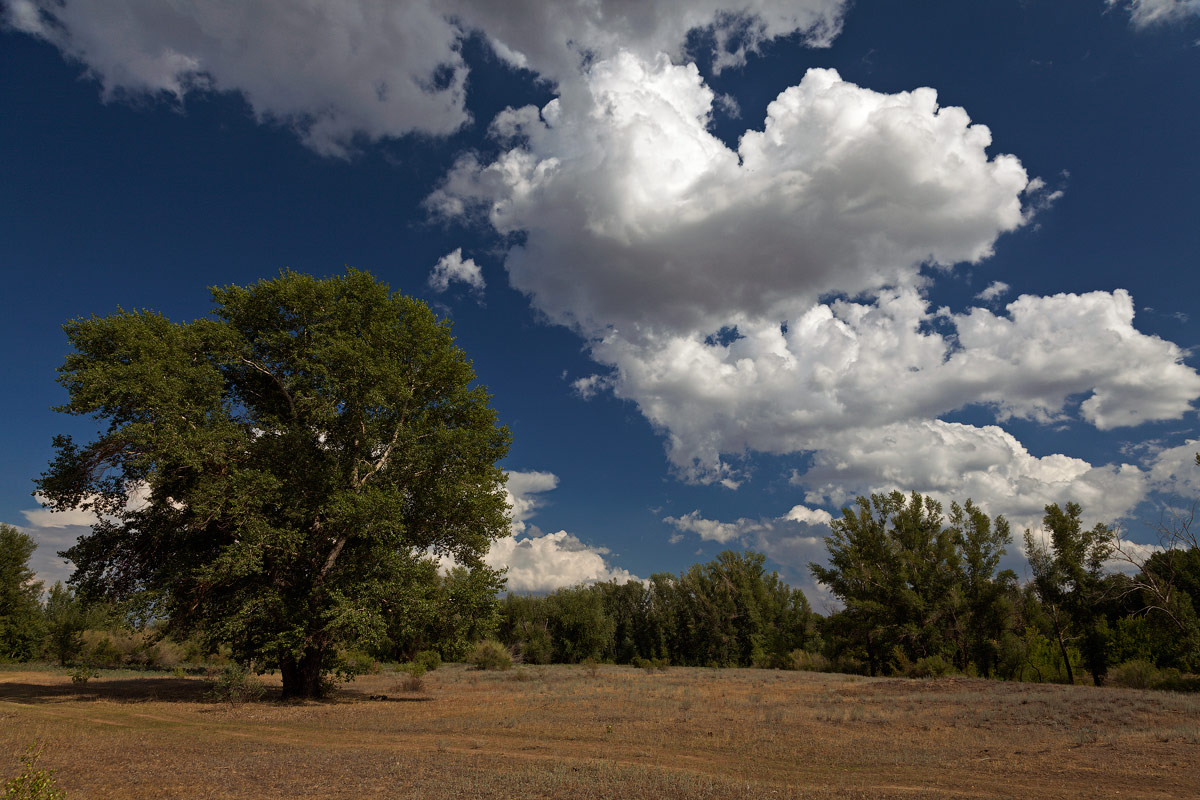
[[38, 269, 511, 698], [811, 492, 1012, 676]]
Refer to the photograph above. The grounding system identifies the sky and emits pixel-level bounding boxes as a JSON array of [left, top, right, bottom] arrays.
[[2, 0, 1199, 605]]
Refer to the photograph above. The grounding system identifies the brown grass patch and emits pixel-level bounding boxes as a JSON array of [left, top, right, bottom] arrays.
[[2, 665, 1198, 798]]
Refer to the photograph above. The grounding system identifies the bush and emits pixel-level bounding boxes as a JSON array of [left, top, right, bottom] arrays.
[[1108, 660, 1200, 692], [1153, 668, 1200, 692], [68, 665, 98, 685], [337, 649, 378, 678], [788, 650, 830, 672], [632, 656, 669, 672], [906, 654, 956, 679], [1108, 659, 1160, 690], [413, 650, 441, 672], [395, 663, 426, 693], [468, 640, 513, 671], [3, 741, 65, 800], [207, 663, 265, 706]]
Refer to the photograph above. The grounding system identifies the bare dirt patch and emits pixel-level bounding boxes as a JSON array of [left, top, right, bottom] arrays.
[[3, 665, 1197, 798]]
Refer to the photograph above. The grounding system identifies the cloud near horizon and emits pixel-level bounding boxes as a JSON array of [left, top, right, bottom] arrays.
[[479, 470, 638, 593]]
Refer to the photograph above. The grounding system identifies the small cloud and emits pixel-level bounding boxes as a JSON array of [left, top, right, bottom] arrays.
[[784, 504, 834, 526], [714, 92, 741, 119], [572, 374, 608, 400], [428, 248, 485, 295], [1109, 0, 1200, 28], [975, 280, 1011, 303], [663, 510, 769, 544]]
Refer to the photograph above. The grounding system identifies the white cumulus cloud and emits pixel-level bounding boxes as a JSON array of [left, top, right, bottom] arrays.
[[663, 510, 770, 543], [484, 469, 636, 592], [975, 280, 1010, 302], [2, 0, 848, 156], [589, 288, 1199, 482], [430, 56, 1032, 336], [428, 248, 485, 294], [432, 48, 1199, 534], [485, 530, 637, 593]]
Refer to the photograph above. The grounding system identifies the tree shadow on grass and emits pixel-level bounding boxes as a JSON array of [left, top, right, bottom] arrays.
[[0, 677, 436, 705], [0, 676, 214, 704]]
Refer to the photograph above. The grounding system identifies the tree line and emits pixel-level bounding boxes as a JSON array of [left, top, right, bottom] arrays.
[[3, 270, 1197, 693], [4, 488, 1199, 689]]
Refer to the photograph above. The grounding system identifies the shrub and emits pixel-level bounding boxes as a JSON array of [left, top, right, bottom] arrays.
[[580, 656, 600, 677], [632, 656, 669, 672], [396, 663, 426, 693], [788, 650, 830, 672], [1153, 668, 1200, 692], [1107, 661, 1200, 692], [207, 663, 265, 707], [1108, 659, 1160, 690], [514, 624, 553, 665], [468, 640, 513, 671], [413, 650, 441, 672], [906, 654, 955, 678], [146, 639, 186, 669], [68, 665, 98, 685], [3, 741, 65, 800], [338, 649, 378, 677]]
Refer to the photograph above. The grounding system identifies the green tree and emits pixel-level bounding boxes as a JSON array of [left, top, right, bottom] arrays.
[[37, 269, 511, 698], [42, 582, 88, 666], [1023, 503, 1113, 685], [810, 492, 962, 675], [546, 585, 614, 664], [498, 593, 554, 664], [0, 524, 46, 662], [946, 500, 1016, 676], [386, 561, 505, 662]]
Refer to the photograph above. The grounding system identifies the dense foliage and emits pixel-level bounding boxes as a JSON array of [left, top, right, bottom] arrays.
[[498, 551, 817, 668], [0, 524, 45, 661], [34, 270, 510, 697]]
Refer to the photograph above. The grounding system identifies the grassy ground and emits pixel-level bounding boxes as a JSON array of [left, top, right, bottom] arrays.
[[2, 663, 1198, 799]]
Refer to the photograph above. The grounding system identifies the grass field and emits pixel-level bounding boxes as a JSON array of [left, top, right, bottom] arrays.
[[3, 664, 1198, 799]]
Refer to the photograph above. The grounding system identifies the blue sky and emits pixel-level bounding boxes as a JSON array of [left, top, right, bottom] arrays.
[[3, 0, 1199, 602]]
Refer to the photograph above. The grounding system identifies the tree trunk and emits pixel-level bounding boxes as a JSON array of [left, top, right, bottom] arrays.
[[865, 632, 878, 677], [280, 646, 326, 700], [1051, 608, 1075, 685]]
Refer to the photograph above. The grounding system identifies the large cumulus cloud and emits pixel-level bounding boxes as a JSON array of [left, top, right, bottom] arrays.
[[588, 287, 1200, 480], [2, 0, 848, 156], [430, 57, 1031, 335], [432, 48, 1200, 534]]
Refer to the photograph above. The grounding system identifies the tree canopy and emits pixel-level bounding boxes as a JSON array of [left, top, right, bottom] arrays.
[[37, 269, 511, 697], [810, 492, 1014, 676]]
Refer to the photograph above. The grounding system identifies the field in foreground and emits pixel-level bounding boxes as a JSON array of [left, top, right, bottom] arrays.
[[2, 664, 1198, 799]]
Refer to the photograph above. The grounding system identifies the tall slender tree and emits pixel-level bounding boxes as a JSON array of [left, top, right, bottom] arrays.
[[0, 524, 46, 661], [1024, 503, 1113, 685]]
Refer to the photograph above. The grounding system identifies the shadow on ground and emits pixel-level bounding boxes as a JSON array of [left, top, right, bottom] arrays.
[[0, 676, 436, 705]]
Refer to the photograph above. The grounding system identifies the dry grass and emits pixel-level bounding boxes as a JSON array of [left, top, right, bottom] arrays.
[[2, 664, 1198, 798]]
